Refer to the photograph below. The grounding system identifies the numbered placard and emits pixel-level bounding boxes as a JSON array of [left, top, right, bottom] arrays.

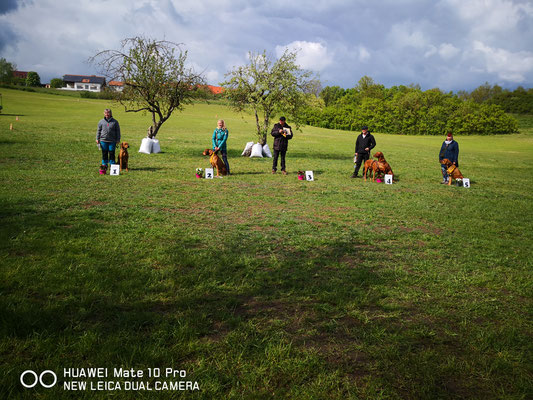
[[205, 168, 214, 179], [462, 178, 470, 188], [305, 170, 314, 181], [384, 174, 393, 184], [109, 164, 120, 176]]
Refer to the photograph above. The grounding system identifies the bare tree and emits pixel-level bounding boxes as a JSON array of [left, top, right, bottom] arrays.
[[90, 37, 205, 138]]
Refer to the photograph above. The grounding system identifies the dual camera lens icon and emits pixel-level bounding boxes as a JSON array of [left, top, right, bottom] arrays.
[[20, 370, 57, 388]]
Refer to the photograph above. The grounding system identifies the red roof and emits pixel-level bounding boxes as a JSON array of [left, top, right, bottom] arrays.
[[206, 85, 224, 94], [108, 81, 124, 86]]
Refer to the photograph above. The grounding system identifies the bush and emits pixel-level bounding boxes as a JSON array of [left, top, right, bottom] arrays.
[[26, 71, 41, 87], [79, 90, 118, 100], [50, 78, 63, 88]]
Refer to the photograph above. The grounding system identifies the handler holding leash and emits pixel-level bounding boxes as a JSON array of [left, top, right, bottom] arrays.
[[351, 125, 376, 178], [212, 119, 230, 174], [439, 132, 459, 184], [96, 108, 120, 166]]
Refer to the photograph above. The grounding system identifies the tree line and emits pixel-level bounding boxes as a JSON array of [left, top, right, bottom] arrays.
[[302, 77, 520, 135], [458, 83, 533, 114]]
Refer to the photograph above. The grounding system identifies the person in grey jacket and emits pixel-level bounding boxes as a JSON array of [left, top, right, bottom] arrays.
[[96, 108, 121, 166]]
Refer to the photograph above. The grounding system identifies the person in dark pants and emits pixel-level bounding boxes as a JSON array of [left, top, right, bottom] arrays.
[[439, 132, 459, 184], [351, 126, 376, 178], [96, 108, 120, 166], [271, 116, 293, 175], [212, 119, 230, 174]]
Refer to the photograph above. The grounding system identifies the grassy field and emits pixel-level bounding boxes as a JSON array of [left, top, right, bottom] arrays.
[[0, 88, 532, 399]]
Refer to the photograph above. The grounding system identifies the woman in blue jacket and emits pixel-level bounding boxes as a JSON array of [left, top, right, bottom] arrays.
[[439, 132, 459, 184], [212, 119, 230, 174]]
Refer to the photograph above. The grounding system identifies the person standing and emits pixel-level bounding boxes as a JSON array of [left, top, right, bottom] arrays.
[[96, 108, 120, 166], [439, 132, 459, 184], [351, 126, 376, 178], [212, 119, 230, 174], [271, 116, 293, 175]]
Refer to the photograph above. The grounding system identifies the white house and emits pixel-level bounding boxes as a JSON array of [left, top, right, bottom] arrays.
[[108, 80, 124, 92], [62, 75, 106, 92]]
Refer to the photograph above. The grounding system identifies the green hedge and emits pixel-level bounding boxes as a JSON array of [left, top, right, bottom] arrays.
[[306, 83, 519, 135]]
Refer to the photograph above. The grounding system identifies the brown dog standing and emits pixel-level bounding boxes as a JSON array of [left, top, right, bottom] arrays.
[[118, 142, 129, 172], [203, 149, 227, 177], [363, 159, 379, 181]]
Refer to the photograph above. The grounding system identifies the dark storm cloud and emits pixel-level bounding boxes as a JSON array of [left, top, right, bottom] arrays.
[[0, 0, 19, 14]]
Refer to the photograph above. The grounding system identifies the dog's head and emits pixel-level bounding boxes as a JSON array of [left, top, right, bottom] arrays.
[[121, 142, 129, 150], [203, 149, 213, 156], [373, 151, 384, 160], [440, 158, 452, 167]]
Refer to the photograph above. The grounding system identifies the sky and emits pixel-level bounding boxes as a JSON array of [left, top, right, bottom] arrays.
[[0, 0, 532, 92]]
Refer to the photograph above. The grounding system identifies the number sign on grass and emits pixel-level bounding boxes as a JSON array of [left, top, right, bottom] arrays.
[[385, 174, 393, 184], [463, 178, 470, 188], [205, 168, 214, 179], [305, 171, 314, 181], [110, 165, 120, 176]]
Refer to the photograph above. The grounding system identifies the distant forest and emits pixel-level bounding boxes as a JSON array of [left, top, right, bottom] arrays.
[[303, 77, 531, 135]]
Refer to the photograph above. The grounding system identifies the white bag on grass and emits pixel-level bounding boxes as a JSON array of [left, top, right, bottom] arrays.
[[151, 139, 161, 154], [241, 141, 254, 156], [250, 143, 264, 158], [139, 137, 153, 154], [262, 143, 272, 158]]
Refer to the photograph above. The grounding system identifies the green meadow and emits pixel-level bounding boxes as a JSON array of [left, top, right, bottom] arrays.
[[0, 88, 532, 399]]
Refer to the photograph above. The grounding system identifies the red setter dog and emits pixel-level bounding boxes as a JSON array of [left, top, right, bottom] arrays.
[[203, 149, 227, 177], [118, 142, 130, 172], [374, 151, 394, 180]]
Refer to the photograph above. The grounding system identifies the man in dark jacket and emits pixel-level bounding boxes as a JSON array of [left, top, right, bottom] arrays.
[[271, 116, 293, 175], [96, 108, 121, 166], [351, 126, 376, 178], [439, 132, 459, 184]]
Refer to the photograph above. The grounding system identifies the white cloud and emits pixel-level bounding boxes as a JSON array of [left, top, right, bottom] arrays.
[[424, 43, 460, 60], [388, 21, 430, 49], [472, 40, 533, 82], [424, 45, 437, 58], [445, 0, 533, 34], [438, 43, 460, 60], [275, 41, 332, 71], [358, 46, 371, 62]]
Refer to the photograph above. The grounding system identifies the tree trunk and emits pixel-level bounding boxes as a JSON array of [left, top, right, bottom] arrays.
[[260, 115, 270, 145], [148, 112, 161, 138], [254, 110, 264, 144]]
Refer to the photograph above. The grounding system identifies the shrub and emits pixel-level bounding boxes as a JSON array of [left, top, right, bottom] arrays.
[[50, 78, 64, 88]]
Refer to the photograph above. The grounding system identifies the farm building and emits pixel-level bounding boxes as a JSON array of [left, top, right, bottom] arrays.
[[13, 71, 28, 80]]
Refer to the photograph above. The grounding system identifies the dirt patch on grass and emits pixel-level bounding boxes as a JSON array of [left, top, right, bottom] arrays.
[[81, 201, 108, 208]]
